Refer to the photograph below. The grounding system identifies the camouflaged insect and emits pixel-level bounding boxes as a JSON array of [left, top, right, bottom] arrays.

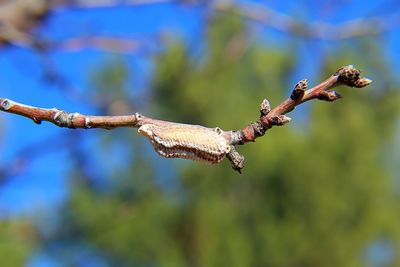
[[138, 122, 231, 163]]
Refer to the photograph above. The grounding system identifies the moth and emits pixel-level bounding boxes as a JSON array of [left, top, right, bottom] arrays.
[[138, 122, 231, 164]]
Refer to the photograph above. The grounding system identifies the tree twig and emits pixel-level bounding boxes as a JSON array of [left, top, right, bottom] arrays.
[[0, 65, 372, 172]]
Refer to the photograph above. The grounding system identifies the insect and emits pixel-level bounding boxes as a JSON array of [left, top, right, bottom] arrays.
[[138, 122, 231, 164]]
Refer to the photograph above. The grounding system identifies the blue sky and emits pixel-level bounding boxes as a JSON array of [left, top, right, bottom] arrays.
[[0, 0, 399, 265]]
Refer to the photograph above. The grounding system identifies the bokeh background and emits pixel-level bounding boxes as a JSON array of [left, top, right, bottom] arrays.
[[0, 0, 400, 266]]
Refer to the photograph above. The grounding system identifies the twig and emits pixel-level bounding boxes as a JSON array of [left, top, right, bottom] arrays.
[[0, 65, 372, 172], [222, 65, 371, 171], [0, 101, 141, 129]]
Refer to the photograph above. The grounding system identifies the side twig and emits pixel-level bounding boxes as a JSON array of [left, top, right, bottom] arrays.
[[0, 65, 372, 172]]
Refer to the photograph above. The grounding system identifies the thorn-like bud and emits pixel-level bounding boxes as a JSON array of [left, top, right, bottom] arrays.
[[353, 77, 373, 88], [290, 79, 307, 101], [260, 98, 271, 115], [318, 90, 342, 102], [271, 115, 291, 126]]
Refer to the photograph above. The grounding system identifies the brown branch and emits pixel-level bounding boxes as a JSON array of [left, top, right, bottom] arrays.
[[0, 100, 140, 129], [229, 65, 372, 144], [0, 65, 371, 172], [223, 65, 372, 171]]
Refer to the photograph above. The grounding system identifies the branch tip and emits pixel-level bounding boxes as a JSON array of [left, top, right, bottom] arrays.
[[353, 77, 373, 88], [336, 65, 372, 88]]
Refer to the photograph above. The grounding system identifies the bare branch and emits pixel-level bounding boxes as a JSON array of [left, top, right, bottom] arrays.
[[227, 65, 372, 144], [0, 99, 140, 129], [223, 65, 372, 171], [0, 65, 372, 172]]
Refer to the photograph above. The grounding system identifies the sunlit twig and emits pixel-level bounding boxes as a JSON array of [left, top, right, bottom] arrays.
[[0, 65, 372, 172]]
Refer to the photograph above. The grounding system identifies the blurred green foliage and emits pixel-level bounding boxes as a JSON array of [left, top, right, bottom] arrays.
[[0, 219, 37, 266], [2, 14, 400, 267]]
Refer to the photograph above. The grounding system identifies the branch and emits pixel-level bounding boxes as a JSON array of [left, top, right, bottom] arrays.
[[0, 100, 141, 129], [222, 65, 371, 171], [0, 65, 371, 172]]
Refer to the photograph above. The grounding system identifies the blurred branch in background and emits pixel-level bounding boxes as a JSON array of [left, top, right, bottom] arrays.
[[48, 36, 146, 54], [212, 0, 400, 40], [0, 0, 161, 52], [0, 133, 81, 184], [55, 0, 400, 40], [1, 0, 400, 52]]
